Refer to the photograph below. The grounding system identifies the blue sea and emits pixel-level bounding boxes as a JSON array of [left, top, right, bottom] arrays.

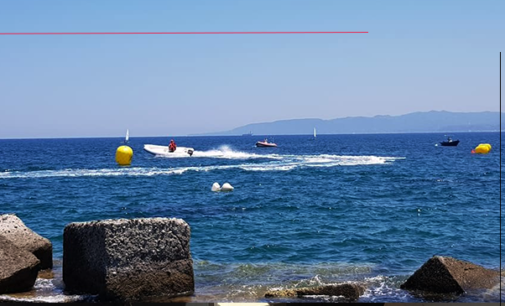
[[0, 132, 502, 303]]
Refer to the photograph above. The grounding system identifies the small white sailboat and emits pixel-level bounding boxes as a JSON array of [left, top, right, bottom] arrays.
[[314, 127, 317, 139], [125, 129, 129, 143]]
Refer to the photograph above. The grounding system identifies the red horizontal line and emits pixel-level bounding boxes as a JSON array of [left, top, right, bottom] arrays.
[[0, 31, 368, 35]]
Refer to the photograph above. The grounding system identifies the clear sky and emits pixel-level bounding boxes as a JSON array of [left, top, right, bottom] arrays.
[[0, 0, 503, 138]]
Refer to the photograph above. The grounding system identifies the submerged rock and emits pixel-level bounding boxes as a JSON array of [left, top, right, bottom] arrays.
[[265, 283, 365, 301], [401, 256, 500, 294], [63, 218, 194, 301], [0, 235, 40, 294], [0, 214, 53, 269]]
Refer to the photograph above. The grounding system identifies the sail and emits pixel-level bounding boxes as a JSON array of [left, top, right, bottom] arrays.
[[125, 129, 129, 142], [314, 128, 317, 138]]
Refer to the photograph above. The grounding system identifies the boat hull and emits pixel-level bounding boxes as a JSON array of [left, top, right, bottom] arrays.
[[440, 140, 459, 146], [256, 142, 277, 147], [144, 144, 194, 156]]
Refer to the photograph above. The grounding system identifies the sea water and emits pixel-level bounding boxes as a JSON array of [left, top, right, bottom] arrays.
[[0, 132, 502, 302]]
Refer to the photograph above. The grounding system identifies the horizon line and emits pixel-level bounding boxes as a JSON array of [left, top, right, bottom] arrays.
[[1, 130, 501, 141], [0, 31, 368, 35]]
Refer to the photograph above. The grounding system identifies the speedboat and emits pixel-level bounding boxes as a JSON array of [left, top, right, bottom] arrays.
[[256, 139, 277, 147], [440, 137, 459, 147], [144, 144, 194, 157]]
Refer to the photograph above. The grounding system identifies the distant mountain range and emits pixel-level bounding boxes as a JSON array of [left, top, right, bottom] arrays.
[[194, 111, 501, 136]]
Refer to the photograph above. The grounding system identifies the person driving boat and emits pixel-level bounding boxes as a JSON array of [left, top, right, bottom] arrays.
[[168, 139, 177, 152]]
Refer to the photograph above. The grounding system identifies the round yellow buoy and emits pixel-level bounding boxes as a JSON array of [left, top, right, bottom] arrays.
[[473, 143, 491, 154], [116, 145, 133, 165]]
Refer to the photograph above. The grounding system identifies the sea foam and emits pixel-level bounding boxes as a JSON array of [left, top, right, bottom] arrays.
[[0, 153, 404, 179]]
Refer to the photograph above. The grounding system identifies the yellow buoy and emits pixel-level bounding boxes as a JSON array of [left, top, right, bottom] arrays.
[[472, 143, 491, 154], [116, 145, 133, 165]]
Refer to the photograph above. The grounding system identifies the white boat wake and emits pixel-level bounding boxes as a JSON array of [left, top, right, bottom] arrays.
[[0, 153, 405, 179], [190, 145, 282, 160]]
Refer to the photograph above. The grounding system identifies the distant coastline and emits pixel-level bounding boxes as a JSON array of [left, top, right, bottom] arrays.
[[0, 130, 502, 141], [0, 111, 502, 140], [191, 110, 502, 137]]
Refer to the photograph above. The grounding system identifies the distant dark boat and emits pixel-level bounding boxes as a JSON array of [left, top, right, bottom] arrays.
[[440, 137, 459, 146], [242, 131, 253, 136], [256, 139, 277, 147]]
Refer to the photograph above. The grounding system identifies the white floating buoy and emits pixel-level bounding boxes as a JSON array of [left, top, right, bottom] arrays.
[[221, 182, 234, 192], [211, 182, 221, 192]]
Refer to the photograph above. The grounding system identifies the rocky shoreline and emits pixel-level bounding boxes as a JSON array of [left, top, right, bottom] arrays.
[[0, 214, 501, 303]]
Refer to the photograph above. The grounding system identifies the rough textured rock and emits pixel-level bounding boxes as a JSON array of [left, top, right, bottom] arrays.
[[265, 283, 365, 301], [0, 214, 53, 269], [0, 235, 41, 294], [401, 256, 500, 294], [63, 218, 194, 301]]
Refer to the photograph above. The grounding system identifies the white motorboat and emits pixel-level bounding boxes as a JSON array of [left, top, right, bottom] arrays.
[[143, 144, 194, 157]]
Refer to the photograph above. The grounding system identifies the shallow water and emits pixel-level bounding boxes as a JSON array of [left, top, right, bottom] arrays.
[[0, 133, 502, 302]]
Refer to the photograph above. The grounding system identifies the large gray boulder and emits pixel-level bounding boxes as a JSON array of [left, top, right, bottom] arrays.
[[63, 218, 194, 301], [265, 283, 365, 301], [401, 256, 500, 294], [0, 214, 53, 269], [0, 235, 41, 294]]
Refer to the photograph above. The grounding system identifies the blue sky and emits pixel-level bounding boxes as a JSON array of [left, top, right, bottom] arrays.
[[0, 0, 503, 138]]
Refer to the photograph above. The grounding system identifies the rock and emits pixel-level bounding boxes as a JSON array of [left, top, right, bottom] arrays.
[[0, 214, 53, 269], [0, 235, 41, 294], [401, 256, 500, 294], [63, 218, 194, 301], [265, 283, 365, 301]]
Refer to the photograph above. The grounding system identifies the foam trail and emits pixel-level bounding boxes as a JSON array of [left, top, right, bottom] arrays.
[[0, 155, 404, 179], [160, 145, 282, 160], [0, 278, 93, 303]]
